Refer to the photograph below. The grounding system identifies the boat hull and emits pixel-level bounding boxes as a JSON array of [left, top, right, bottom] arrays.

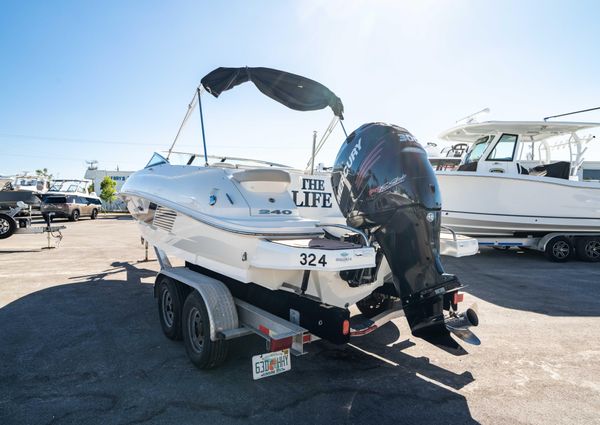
[[124, 192, 384, 309], [436, 172, 600, 236]]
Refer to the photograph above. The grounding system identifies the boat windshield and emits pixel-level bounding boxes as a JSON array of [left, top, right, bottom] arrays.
[[145, 153, 169, 168], [48, 180, 88, 193], [16, 178, 38, 186], [463, 136, 493, 164]]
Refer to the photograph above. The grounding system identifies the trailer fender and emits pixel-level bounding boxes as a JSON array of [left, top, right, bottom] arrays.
[[537, 233, 566, 252], [158, 269, 239, 342]]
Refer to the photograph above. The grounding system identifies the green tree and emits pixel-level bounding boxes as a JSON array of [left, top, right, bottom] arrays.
[[35, 168, 53, 181], [99, 176, 117, 203], [88, 182, 95, 194]]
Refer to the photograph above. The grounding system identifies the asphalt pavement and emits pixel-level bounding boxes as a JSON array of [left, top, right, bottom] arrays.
[[0, 217, 599, 424]]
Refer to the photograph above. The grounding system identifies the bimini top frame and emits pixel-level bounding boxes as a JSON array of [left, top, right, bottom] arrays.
[[166, 66, 347, 168]]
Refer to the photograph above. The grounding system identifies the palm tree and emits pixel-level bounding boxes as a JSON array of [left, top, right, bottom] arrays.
[[35, 168, 53, 181]]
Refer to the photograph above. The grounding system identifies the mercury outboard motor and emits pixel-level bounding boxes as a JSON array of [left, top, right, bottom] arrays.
[[332, 123, 479, 345]]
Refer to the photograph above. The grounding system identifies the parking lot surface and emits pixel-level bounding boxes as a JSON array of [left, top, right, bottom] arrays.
[[1, 217, 599, 424]]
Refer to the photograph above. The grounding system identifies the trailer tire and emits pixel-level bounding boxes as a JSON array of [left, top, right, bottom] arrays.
[[157, 276, 185, 340], [182, 291, 228, 369], [0, 214, 16, 239], [544, 236, 573, 262], [575, 237, 600, 262]]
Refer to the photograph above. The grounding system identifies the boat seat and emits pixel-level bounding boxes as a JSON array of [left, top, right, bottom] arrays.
[[530, 161, 570, 180], [232, 169, 290, 183]]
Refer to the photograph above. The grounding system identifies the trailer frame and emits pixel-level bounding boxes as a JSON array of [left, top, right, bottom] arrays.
[[0, 202, 65, 242], [476, 232, 600, 262], [151, 246, 411, 373]]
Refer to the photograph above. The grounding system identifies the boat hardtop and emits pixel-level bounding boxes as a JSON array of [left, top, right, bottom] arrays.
[[439, 120, 600, 143]]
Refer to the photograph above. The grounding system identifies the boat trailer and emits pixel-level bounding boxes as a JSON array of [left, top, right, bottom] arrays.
[[0, 201, 66, 247], [151, 246, 476, 379]]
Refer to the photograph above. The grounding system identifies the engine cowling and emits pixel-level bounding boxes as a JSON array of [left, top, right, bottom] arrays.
[[331, 122, 460, 336]]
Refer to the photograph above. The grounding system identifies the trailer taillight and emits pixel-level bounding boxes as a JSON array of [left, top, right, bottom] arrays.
[[342, 319, 350, 335], [453, 292, 464, 304], [269, 336, 293, 352]]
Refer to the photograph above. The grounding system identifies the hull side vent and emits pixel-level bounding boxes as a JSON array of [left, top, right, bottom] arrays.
[[153, 205, 177, 232]]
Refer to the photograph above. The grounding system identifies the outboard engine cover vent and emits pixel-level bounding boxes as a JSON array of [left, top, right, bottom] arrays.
[[332, 122, 459, 337]]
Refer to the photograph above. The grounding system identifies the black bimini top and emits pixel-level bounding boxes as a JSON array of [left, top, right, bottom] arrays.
[[201, 67, 344, 118]]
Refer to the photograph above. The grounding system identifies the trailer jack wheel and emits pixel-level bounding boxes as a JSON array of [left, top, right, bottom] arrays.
[[182, 291, 228, 369], [545, 236, 573, 262]]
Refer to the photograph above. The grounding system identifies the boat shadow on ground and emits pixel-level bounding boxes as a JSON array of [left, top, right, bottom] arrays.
[[442, 247, 600, 317], [0, 261, 479, 425]]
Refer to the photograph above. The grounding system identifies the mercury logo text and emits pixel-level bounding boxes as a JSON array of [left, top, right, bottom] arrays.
[[342, 138, 362, 177]]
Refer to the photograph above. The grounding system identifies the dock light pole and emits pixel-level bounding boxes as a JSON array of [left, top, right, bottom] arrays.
[[197, 87, 209, 166]]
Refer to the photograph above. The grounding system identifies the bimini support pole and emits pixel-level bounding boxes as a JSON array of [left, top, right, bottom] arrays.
[[166, 88, 199, 160], [310, 131, 317, 175], [197, 87, 209, 166], [304, 115, 341, 171], [339, 120, 348, 138]]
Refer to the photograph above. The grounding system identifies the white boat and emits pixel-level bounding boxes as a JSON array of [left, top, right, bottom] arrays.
[[0, 176, 14, 190], [121, 67, 479, 348], [0, 173, 49, 214], [436, 121, 600, 238], [47, 179, 96, 196], [11, 173, 50, 193]]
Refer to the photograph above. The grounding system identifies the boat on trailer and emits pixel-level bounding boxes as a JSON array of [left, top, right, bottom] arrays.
[[0, 173, 50, 217], [121, 67, 480, 370], [436, 120, 600, 261]]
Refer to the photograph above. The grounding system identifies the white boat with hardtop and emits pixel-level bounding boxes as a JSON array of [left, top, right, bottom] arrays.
[[436, 119, 600, 261]]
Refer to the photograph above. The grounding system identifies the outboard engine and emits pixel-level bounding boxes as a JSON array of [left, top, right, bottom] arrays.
[[332, 123, 479, 344]]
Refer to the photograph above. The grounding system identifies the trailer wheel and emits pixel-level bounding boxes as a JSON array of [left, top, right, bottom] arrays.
[[182, 291, 228, 369], [157, 276, 185, 340], [544, 236, 573, 262], [575, 237, 600, 262], [0, 214, 16, 239]]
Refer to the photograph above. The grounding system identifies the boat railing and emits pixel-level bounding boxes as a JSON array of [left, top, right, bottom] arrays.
[[440, 225, 458, 242], [165, 151, 293, 169]]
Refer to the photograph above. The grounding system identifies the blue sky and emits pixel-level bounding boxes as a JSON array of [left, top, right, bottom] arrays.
[[1, 0, 600, 178]]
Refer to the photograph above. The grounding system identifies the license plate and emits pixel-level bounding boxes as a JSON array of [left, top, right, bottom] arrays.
[[252, 349, 291, 380]]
